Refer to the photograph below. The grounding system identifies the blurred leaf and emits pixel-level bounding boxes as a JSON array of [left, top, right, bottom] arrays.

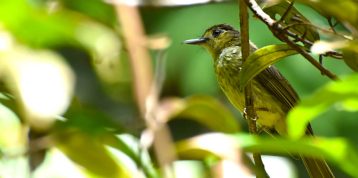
[[55, 129, 129, 178], [264, 1, 320, 46], [342, 50, 358, 71], [287, 74, 358, 139], [0, 1, 122, 69], [63, 102, 124, 135], [0, 0, 76, 47], [110, 0, 230, 6], [62, 106, 158, 178], [342, 41, 358, 71], [177, 133, 358, 177], [239, 44, 297, 90], [0, 155, 30, 178], [159, 95, 240, 133], [297, 0, 358, 27], [0, 46, 75, 130], [311, 40, 346, 55], [176, 133, 239, 160], [0, 98, 26, 154], [104, 134, 160, 178], [60, 0, 116, 26], [32, 148, 93, 178], [311, 40, 357, 71], [173, 160, 208, 178]]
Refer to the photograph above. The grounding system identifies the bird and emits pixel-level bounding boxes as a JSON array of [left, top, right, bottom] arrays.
[[184, 24, 334, 178]]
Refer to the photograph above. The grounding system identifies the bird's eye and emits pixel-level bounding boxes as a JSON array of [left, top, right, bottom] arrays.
[[212, 29, 223, 38]]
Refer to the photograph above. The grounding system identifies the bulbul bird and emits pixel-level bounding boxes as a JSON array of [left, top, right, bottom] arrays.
[[184, 24, 334, 178]]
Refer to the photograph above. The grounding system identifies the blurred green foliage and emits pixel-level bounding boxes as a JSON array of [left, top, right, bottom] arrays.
[[0, 0, 357, 178]]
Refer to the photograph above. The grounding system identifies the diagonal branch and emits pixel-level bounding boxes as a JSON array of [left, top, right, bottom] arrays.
[[243, 0, 339, 80]]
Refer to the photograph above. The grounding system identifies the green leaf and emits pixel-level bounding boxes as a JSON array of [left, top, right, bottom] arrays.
[[159, 95, 240, 133], [55, 130, 129, 178], [287, 74, 358, 139], [0, 99, 25, 152], [102, 134, 160, 178], [0, 1, 122, 64], [264, 1, 320, 46], [342, 41, 358, 72], [60, 0, 116, 26], [297, 0, 358, 27], [176, 133, 239, 160], [239, 44, 297, 90], [176, 133, 358, 177]]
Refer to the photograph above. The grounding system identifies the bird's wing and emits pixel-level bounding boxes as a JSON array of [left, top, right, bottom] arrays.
[[256, 66, 298, 110], [255, 66, 314, 135]]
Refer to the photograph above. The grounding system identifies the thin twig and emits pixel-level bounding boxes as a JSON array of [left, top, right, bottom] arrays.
[[239, 0, 269, 177], [114, 4, 176, 178], [283, 22, 349, 41], [244, 0, 339, 80], [277, 0, 295, 24], [245, 0, 343, 60]]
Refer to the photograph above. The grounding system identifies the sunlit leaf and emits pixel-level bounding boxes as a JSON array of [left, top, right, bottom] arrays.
[[176, 133, 239, 160], [102, 134, 160, 178], [159, 95, 240, 133], [0, 155, 30, 178], [0, 46, 75, 130], [58, 106, 158, 178], [173, 160, 207, 178], [311, 40, 358, 71], [287, 74, 358, 139], [264, 1, 320, 46], [177, 133, 358, 177], [311, 40, 346, 55], [239, 44, 297, 90], [0, 99, 26, 154], [32, 148, 91, 178], [55, 130, 129, 178]]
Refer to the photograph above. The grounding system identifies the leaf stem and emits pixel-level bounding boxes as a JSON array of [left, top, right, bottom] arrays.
[[239, 0, 270, 177]]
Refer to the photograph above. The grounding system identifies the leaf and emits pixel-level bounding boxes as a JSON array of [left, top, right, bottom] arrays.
[[103, 134, 160, 178], [311, 40, 357, 71], [287, 74, 358, 139], [0, 46, 75, 130], [176, 133, 358, 177], [297, 0, 358, 27], [264, 1, 320, 46], [0, 1, 122, 67], [60, 0, 116, 26], [0, 99, 25, 152], [239, 44, 297, 90], [32, 148, 95, 178], [341, 41, 358, 72], [54, 129, 129, 178], [159, 95, 240, 133], [176, 133, 239, 160], [61, 106, 159, 178]]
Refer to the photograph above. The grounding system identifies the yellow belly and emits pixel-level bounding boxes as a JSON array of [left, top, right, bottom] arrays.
[[216, 69, 287, 134]]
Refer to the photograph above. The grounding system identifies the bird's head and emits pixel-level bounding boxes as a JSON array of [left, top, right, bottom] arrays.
[[184, 24, 241, 59]]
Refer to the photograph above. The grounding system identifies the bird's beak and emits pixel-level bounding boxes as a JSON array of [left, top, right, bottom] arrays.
[[183, 37, 208, 45]]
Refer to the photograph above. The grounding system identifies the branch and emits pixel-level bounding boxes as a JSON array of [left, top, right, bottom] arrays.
[[239, 0, 269, 177], [244, 0, 340, 80], [114, 4, 175, 178]]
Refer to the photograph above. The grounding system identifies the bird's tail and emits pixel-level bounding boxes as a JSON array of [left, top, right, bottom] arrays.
[[301, 124, 335, 178], [301, 156, 335, 178]]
